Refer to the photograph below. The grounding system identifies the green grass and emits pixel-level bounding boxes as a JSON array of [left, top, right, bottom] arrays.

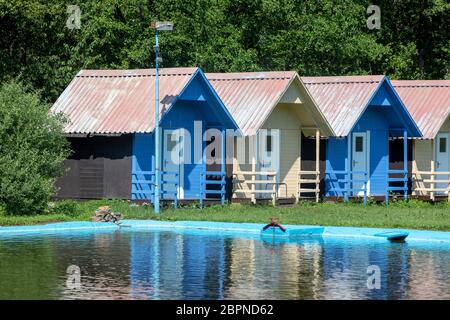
[[0, 199, 449, 231]]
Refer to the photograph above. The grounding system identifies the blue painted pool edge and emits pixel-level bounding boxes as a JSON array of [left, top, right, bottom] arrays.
[[0, 220, 449, 243], [0, 221, 117, 235]]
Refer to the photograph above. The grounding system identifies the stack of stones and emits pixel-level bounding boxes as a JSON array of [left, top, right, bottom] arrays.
[[92, 206, 122, 223]]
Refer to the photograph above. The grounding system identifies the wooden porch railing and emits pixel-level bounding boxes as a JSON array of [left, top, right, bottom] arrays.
[[232, 170, 277, 205], [298, 170, 320, 202], [387, 169, 408, 203], [326, 170, 369, 205], [132, 170, 179, 207], [200, 170, 226, 207], [412, 170, 450, 201]]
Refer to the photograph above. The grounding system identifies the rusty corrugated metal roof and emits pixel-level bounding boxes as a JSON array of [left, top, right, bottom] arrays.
[[392, 80, 450, 139], [51, 68, 198, 134], [301, 75, 384, 137], [207, 71, 333, 136], [207, 72, 295, 136]]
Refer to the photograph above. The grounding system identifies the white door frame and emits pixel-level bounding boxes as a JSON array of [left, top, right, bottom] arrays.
[[163, 129, 184, 199], [435, 132, 450, 194], [256, 129, 280, 198], [351, 132, 370, 196]]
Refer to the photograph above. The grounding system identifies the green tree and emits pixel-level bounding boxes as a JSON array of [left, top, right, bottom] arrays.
[[0, 0, 448, 102], [0, 81, 70, 215], [376, 0, 450, 79]]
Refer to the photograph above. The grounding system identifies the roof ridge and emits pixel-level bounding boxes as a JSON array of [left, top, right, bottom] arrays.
[[76, 73, 194, 78], [301, 75, 384, 85], [392, 83, 450, 88], [395, 85, 450, 87], [77, 68, 198, 78], [209, 76, 292, 81], [305, 80, 381, 84], [207, 71, 295, 81]]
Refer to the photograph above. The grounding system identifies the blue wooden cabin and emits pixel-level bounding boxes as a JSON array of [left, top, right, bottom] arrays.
[[303, 76, 422, 203], [132, 68, 238, 204], [51, 68, 238, 204]]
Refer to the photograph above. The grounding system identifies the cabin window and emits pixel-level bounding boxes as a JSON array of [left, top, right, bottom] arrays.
[[167, 133, 177, 152], [266, 135, 272, 152], [355, 136, 363, 152], [439, 137, 447, 153], [206, 136, 216, 158]]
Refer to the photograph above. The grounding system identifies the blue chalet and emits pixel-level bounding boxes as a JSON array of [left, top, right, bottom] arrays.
[[302, 76, 422, 203], [51, 68, 238, 204]]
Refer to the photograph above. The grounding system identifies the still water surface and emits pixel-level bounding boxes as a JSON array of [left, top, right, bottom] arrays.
[[0, 228, 449, 299]]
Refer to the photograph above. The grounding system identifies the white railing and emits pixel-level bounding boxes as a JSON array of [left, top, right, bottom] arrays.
[[412, 170, 450, 200], [232, 170, 277, 205]]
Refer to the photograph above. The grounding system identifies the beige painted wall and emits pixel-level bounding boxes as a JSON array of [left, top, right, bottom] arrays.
[[230, 76, 329, 200], [232, 104, 302, 199], [412, 139, 432, 195], [232, 135, 255, 198], [440, 116, 450, 132], [412, 116, 450, 195], [262, 104, 301, 198]]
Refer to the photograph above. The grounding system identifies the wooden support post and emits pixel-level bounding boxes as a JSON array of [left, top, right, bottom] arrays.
[[174, 173, 178, 208], [403, 130, 408, 200], [272, 174, 276, 206], [251, 137, 256, 204], [151, 156, 155, 204], [431, 139, 435, 201], [411, 140, 417, 196], [200, 172, 204, 208], [366, 130, 370, 204], [315, 129, 320, 203], [448, 178, 450, 202], [345, 135, 350, 202], [386, 146, 389, 207], [296, 132, 301, 204], [200, 134, 205, 209], [221, 128, 226, 205], [363, 178, 367, 207]]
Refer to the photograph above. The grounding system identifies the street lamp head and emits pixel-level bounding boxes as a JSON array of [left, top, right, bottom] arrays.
[[151, 21, 174, 31]]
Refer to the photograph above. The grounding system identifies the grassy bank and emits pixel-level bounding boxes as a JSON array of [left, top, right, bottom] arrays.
[[1, 199, 449, 231]]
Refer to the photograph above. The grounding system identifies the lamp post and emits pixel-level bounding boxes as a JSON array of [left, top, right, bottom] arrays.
[[151, 21, 173, 214]]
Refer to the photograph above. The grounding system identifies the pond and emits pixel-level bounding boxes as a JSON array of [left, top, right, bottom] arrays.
[[0, 228, 449, 299]]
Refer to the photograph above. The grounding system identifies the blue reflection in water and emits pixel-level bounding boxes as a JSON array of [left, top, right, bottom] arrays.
[[130, 231, 227, 299], [0, 228, 449, 299]]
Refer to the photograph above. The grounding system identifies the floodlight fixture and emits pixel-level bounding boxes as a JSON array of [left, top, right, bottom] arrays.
[[151, 21, 174, 31]]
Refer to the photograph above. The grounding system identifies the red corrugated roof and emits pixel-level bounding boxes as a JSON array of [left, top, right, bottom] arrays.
[[206, 71, 296, 136], [51, 68, 197, 134], [301, 75, 384, 137], [392, 80, 450, 139]]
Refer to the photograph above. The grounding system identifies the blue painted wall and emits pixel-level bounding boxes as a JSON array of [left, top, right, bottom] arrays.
[[326, 79, 415, 197], [325, 138, 347, 196], [131, 71, 234, 200], [353, 107, 389, 195], [132, 133, 154, 200]]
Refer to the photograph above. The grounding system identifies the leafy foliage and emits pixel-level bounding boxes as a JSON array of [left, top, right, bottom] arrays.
[[48, 200, 80, 217], [0, 81, 70, 215], [0, 0, 448, 103]]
